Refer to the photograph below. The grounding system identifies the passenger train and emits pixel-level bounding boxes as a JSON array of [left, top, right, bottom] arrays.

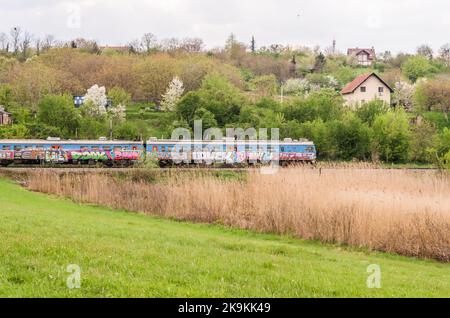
[[0, 137, 316, 167]]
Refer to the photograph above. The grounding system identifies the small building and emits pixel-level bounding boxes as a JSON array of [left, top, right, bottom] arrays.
[[341, 72, 393, 107], [0, 106, 11, 125], [347, 47, 376, 66]]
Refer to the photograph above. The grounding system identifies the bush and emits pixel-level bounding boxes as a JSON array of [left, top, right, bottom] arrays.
[[37, 94, 80, 138], [402, 56, 435, 83], [372, 110, 412, 162]]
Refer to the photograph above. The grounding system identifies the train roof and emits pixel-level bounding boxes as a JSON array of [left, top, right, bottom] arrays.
[[146, 139, 315, 146], [0, 139, 143, 145]]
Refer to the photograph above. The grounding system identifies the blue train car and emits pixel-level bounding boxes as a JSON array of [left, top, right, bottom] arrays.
[[146, 138, 317, 167], [0, 138, 145, 166]]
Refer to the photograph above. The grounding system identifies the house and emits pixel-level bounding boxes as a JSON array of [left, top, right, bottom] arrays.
[[347, 47, 376, 66], [341, 72, 393, 107], [0, 106, 11, 126]]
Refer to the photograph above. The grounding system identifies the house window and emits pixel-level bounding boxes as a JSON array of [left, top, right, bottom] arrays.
[[360, 86, 366, 93], [378, 87, 384, 93]]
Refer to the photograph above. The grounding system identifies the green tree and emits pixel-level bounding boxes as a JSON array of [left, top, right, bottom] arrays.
[[355, 100, 390, 126], [37, 95, 80, 138], [330, 112, 372, 160], [402, 56, 435, 83], [372, 110, 412, 162], [114, 122, 139, 140], [108, 87, 131, 107]]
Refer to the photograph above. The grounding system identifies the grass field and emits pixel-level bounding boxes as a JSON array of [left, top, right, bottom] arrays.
[[0, 178, 449, 297]]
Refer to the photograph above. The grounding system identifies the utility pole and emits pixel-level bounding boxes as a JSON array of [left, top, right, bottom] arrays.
[[109, 119, 113, 140]]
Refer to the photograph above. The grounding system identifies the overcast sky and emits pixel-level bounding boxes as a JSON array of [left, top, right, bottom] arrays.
[[0, 0, 448, 53]]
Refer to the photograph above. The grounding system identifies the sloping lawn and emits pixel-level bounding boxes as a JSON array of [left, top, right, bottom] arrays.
[[0, 179, 449, 297]]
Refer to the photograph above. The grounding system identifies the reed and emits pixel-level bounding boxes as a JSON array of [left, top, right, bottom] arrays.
[[23, 168, 450, 261]]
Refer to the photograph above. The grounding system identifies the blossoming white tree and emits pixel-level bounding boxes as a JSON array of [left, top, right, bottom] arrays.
[[83, 84, 108, 117], [392, 81, 415, 112], [160, 77, 184, 111], [109, 103, 126, 122]]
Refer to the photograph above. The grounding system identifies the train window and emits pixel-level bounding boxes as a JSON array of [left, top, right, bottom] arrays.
[[132, 146, 138, 150], [36, 147, 44, 151], [2, 145, 11, 150], [281, 147, 285, 152], [161, 146, 166, 152], [103, 146, 111, 151], [168, 146, 173, 152], [51, 145, 61, 150], [92, 146, 100, 151], [113, 147, 121, 152], [14, 146, 22, 151]]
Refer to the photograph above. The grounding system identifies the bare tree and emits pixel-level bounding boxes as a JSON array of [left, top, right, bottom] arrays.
[[439, 44, 450, 66], [417, 44, 433, 60], [10, 26, 21, 54], [0, 32, 8, 51], [21, 31, 33, 59], [35, 38, 41, 55], [42, 34, 55, 51], [180, 37, 203, 53], [140, 33, 158, 53], [160, 38, 180, 54], [128, 39, 141, 54]]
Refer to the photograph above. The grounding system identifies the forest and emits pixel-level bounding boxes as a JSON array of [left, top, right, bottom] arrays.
[[0, 29, 449, 166]]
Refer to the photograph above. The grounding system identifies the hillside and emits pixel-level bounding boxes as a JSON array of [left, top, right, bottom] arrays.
[[0, 178, 449, 298]]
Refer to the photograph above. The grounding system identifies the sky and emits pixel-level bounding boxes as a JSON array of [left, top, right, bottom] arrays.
[[0, 0, 448, 54]]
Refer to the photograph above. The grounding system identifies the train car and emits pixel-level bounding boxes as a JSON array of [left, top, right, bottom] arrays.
[[0, 138, 145, 167], [146, 138, 317, 167]]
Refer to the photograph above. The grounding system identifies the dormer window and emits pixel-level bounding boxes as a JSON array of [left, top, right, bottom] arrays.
[[360, 86, 366, 93], [378, 87, 384, 93]]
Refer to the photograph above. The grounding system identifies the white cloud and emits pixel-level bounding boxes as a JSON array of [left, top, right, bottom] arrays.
[[0, 0, 449, 53]]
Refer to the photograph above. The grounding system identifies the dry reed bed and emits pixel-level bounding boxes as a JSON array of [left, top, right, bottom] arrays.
[[23, 168, 450, 261]]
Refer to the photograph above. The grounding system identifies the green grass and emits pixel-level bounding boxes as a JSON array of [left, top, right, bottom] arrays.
[[0, 179, 449, 298]]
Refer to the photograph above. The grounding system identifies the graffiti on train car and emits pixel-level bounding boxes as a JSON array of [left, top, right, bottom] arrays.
[[69, 151, 110, 161], [157, 151, 283, 164], [112, 151, 142, 161], [43, 150, 143, 163], [0, 150, 14, 160], [45, 151, 68, 163]]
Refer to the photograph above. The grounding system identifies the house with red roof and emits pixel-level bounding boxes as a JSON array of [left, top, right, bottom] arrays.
[[341, 72, 393, 107], [347, 47, 376, 66]]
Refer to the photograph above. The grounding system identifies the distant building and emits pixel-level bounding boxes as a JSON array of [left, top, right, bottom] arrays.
[[347, 47, 376, 66], [0, 106, 12, 125], [341, 72, 393, 107], [73, 96, 85, 108]]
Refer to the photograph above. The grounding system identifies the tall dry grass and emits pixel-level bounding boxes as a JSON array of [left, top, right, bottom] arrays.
[[23, 168, 450, 261]]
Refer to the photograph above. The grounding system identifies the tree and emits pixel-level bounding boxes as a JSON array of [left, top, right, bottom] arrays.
[[141, 33, 158, 53], [372, 110, 412, 162], [0, 33, 8, 51], [414, 79, 450, 119], [83, 84, 108, 117], [438, 44, 450, 66], [416, 44, 433, 60], [108, 87, 131, 106], [176, 91, 201, 126], [313, 52, 326, 72], [250, 75, 278, 97], [20, 31, 33, 60], [37, 95, 80, 138], [410, 120, 436, 163], [392, 81, 415, 111], [330, 112, 372, 160], [402, 55, 434, 82], [180, 38, 203, 53], [161, 77, 184, 112], [10, 26, 21, 55]]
